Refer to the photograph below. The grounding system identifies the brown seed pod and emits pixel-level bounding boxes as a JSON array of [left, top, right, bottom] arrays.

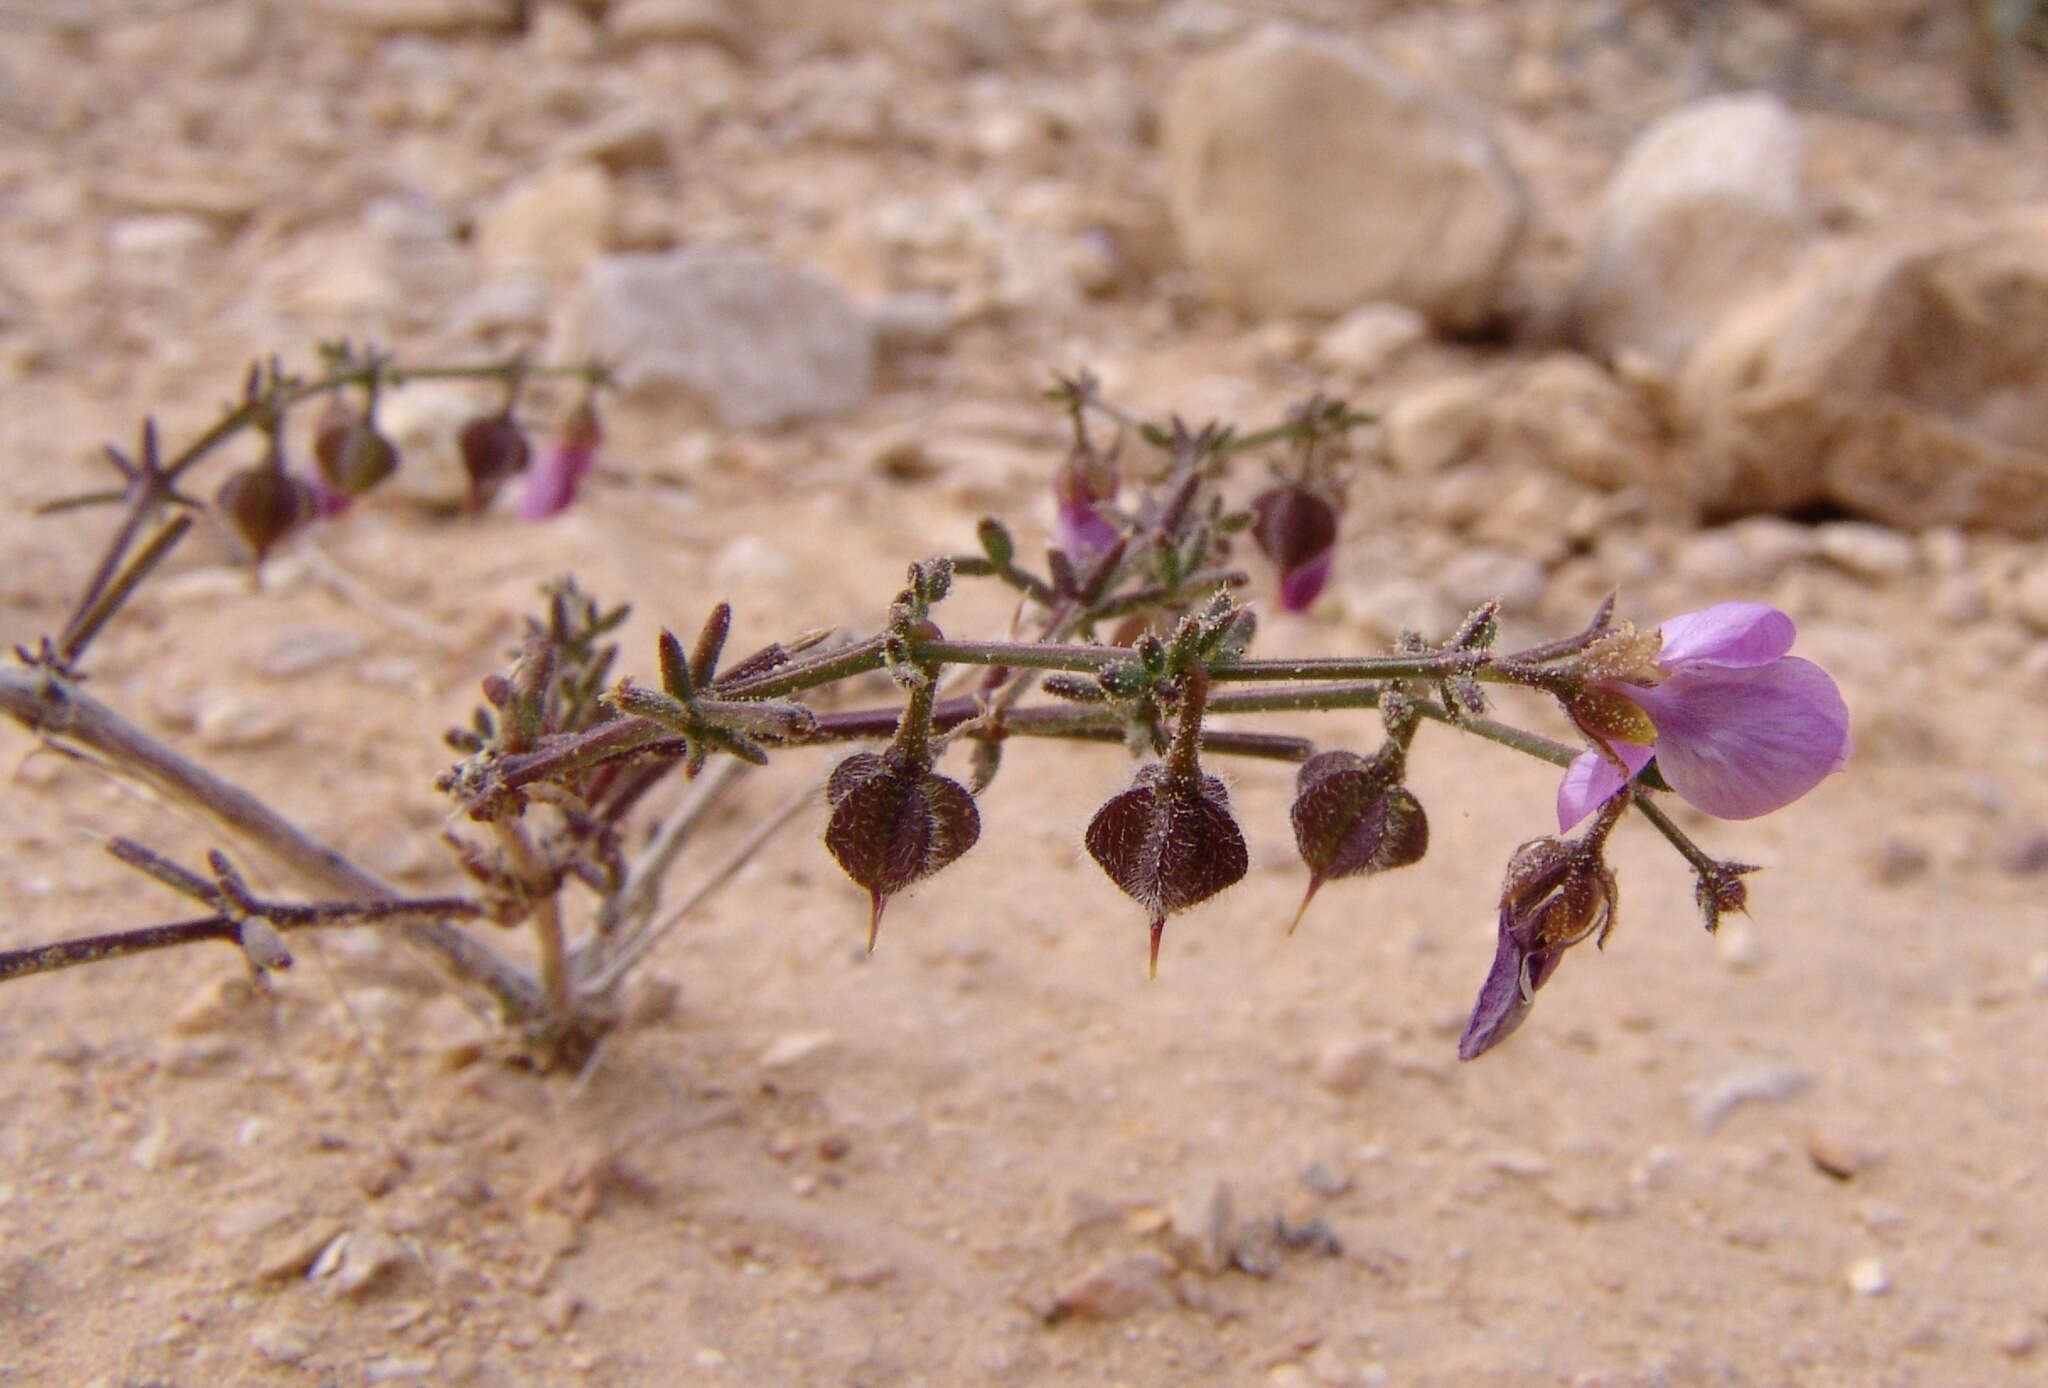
[[1084, 763, 1248, 977], [823, 751, 981, 952]]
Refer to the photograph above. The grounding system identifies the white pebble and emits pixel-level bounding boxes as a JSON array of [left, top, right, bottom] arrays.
[[1846, 1257, 1890, 1296]]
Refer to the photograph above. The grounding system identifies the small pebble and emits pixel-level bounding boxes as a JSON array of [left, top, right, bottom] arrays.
[[1815, 522, 1917, 581], [756, 1030, 837, 1071], [1993, 1319, 2040, 1357], [1311, 1037, 1378, 1094], [1864, 836, 1929, 887], [329, 1229, 406, 1300], [248, 1320, 314, 1365], [1298, 1163, 1351, 1198], [1847, 1257, 1891, 1296], [1048, 1252, 1174, 1321], [1685, 1061, 1811, 1132], [1805, 1123, 1883, 1180], [1167, 1179, 1234, 1274], [1995, 829, 2048, 876], [1714, 914, 1767, 970]]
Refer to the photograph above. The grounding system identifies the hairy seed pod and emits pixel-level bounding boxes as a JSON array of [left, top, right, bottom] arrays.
[[824, 751, 981, 953], [1084, 764, 1247, 977], [1287, 748, 1428, 933], [216, 463, 316, 564], [312, 396, 400, 497], [458, 411, 531, 510]]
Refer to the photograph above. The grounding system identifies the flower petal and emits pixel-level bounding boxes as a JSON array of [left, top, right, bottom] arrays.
[[1458, 923, 1534, 1061], [519, 445, 595, 522], [1277, 549, 1333, 613], [1628, 657, 1851, 819], [1053, 497, 1120, 570], [1656, 603, 1796, 671], [1557, 740, 1656, 832]]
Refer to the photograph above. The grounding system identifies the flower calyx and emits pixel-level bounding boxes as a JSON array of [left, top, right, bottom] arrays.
[[1458, 802, 1623, 1061]]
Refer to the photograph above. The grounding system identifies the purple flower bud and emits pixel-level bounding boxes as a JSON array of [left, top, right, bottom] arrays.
[[1052, 446, 1120, 571], [1250, 485, 1338, 613], [519, 399, 602, 522], [1085, 763, 1248, 977], [1459, 833, 1617, 1061], [824, 751, 981, 952], [1557, 603, 1852, 831]]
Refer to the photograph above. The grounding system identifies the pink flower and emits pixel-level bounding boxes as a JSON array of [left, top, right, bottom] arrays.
[[1557, 603, 1851, 831], [519, 400, 601, 522], [1250, 485, 1338, 614], [1052, 447, 1120, 570]]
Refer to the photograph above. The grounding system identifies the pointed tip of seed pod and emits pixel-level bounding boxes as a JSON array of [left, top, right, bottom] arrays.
[[867, 893, 886, 954], [1148, 916, 1163, 979], [1287, 877, 1324, 937]]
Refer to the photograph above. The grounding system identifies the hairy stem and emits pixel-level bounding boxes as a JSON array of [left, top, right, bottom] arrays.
[[0, 664, 544, 1019]]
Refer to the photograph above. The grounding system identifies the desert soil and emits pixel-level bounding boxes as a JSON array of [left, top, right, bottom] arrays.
[[3, 2, 2048, 1385]]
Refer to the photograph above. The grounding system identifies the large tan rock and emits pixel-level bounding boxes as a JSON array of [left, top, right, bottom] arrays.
[[1679, 209, 2048, 534], [1568, 92, 1808, 372], [1161, 26, 1526, 330]]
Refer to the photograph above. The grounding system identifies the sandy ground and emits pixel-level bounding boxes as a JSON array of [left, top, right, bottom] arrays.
[[4, 3, 2048, 1385]]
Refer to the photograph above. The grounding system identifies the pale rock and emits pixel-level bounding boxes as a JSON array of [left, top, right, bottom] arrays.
[[552, 106, 674, 173], [1344, 578, 1455, 645], [475, 165, 616, 280], [1166, 1179, 1233, 1274], [1314, 302, 1428, 379], [249, 1320, 316, 1365], [1931, 574, 1988, 624], [527, 1, 600, 61], [106, 215, 215, 280], [1846, 1257, 1891, 1296], [257, 626, 370, 679], [581, 250, 875, 428], [375, 381, 486, 508], [757, 1029, 836, 1071], [869, 291, 957, 354], [1995, 1319, 2041, 1356], [1489, 353, 1668, 495], [1805, 1122, 1883, 1180], [310, 0, 519, 32], [710, 536, 795, 589], [195, 689, 297, 750], [253, 1216, 348, 1283], [1714, 914, 1766, 971], [330, 1229, 407, 1299], [1815, 521, 1916, 581], [1919, 525, 1968, 574], [1382, 375, 1492, 474], [1671, 516, 1818, 588], [1569, 93, 1808, 370], [451, 275, 553, 338], [1159, 0, 1248, 48], [2009, 560, 2048, 635], [609, 0, 753, 55], [1312, 1036, 1378, 1094], [1436, 548, 1546, 614], [1162, 26, 1526, 328], [1048, 1252, 1174, 1321], [1685, 1060, 1811, 1132], [1680, 209, 2048, 533]]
